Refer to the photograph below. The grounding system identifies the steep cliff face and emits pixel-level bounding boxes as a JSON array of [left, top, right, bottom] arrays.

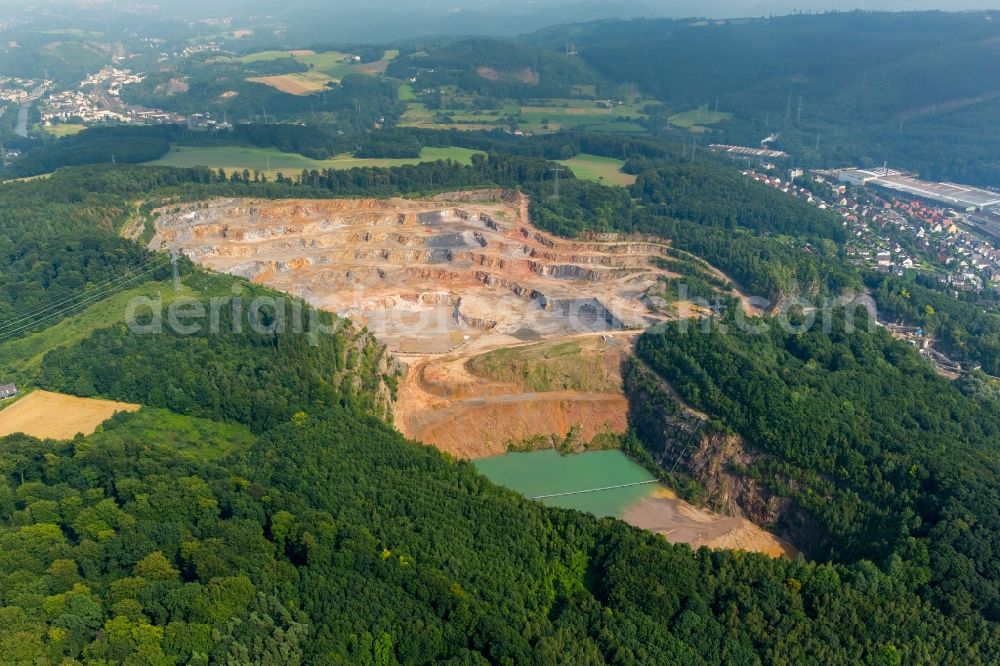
[[624, 357, 794, 533], [343, 327, 401, 423], [685, 430, 790, 526]]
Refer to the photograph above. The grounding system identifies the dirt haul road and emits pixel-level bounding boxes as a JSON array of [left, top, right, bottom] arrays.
[[394, 331, 636, 458]]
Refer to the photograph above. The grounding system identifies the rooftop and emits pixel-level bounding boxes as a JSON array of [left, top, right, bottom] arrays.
[[838, 168, 1000, 210]]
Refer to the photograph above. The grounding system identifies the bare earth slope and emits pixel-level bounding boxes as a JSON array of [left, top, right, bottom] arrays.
[[395, 332, 634, 458]]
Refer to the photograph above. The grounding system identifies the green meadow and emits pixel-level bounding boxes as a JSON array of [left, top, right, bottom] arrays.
[[668, 105, 733, 132], [146, 145, 483, 175], [558, 154, 636, 186]]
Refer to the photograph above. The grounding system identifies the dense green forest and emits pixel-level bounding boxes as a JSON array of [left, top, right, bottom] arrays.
[[386, 38, 604, 100], [2, 272, 998, 662], [635, 309, 1000, 623], [870, 274, 1000, 375], [629, 160, 846, 242], [528, 157, 860, 300], [36, 275, 396, 429], [0, 32, 114, 85], [2, 107, 1000, 661], [6, 406, 996, 663]]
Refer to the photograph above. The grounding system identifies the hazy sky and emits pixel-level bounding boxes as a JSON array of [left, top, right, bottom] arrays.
[[0, 0, 994, 41], [1, 0, 995, 14], [690, 0, 995, 12]]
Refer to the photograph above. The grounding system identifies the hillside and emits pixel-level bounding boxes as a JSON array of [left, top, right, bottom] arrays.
[[1, 112, 1000, 661], [527, 12, 1000, 185]]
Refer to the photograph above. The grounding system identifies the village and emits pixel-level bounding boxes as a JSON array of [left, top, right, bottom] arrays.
[[38, 65, 202, 128], [745, 167, 1000, 295], [742, 163, 1000, 377], [0, 75, 50, 104]]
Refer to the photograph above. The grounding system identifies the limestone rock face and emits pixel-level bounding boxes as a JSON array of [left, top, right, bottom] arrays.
[[151, 194, 675, 354]]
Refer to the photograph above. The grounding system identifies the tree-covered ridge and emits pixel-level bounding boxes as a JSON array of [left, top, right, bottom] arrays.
[[635, 309, 1000, 623], [1, 378, 996, 663], [528, 12, 1000, 186], [36, 273, 395, 430], [527, 158, 860, 300], [871, 274, 1000, 376], [629, 159, 846, 242], [387, 37, 603, 100]]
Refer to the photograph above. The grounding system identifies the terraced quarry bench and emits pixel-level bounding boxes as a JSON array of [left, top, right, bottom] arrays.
[[150, 193, 674, 355]]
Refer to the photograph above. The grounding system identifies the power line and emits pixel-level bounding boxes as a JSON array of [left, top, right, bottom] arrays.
[[0, 259, 169, 343], [550, 166, 565, 199], [0, 254, 169, 331], [0, 257, 171, 341], [531, 480, 657, 500], [0, 252, 168, 327]]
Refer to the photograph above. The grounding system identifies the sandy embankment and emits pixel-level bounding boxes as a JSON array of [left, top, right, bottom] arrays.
[[623, 487, 797, 558]]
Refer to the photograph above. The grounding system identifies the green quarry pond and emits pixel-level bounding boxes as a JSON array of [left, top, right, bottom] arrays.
[[473, 449, 657, 518]]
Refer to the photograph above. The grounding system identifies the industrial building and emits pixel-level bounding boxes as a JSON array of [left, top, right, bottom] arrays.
[[837, 168, 1000, 212], [710, 144, 789, 159]]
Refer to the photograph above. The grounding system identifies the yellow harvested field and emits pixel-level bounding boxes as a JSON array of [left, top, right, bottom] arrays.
[[0, 390, 140, 439], [247, 72, 333, 95], [521, 106, 618, 115]]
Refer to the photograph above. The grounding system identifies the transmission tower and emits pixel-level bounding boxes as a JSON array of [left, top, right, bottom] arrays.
[[550, 166, 565, 199]]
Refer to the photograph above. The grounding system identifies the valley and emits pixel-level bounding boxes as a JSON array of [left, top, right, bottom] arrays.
[[3, 7, 1000, 662]]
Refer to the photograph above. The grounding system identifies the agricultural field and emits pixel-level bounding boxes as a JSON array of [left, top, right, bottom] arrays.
[[0, 389, 139, 439], [240, 48, 399, 93], [397, 84, 417, 101], [42, 123, 86, 137], [668, 105, 733, 132], [247, 71, 333, 95], [401, 93, 654, 134], [146, 145, 483, 176], [399, 99, 514, 130], [558, 153, 635, 186]]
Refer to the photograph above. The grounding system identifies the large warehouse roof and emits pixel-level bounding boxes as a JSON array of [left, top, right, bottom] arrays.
[[838, 168, 1000, 210]]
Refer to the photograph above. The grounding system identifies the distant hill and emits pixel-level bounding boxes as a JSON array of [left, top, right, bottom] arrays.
[[387, 37, 606, 99], [526, 11, 1000, 186]]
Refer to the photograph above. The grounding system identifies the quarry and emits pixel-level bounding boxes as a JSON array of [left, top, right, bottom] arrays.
[[151, 191, 672, 355], [150, 191, 793, 557], [150, 191, 672, 456]]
